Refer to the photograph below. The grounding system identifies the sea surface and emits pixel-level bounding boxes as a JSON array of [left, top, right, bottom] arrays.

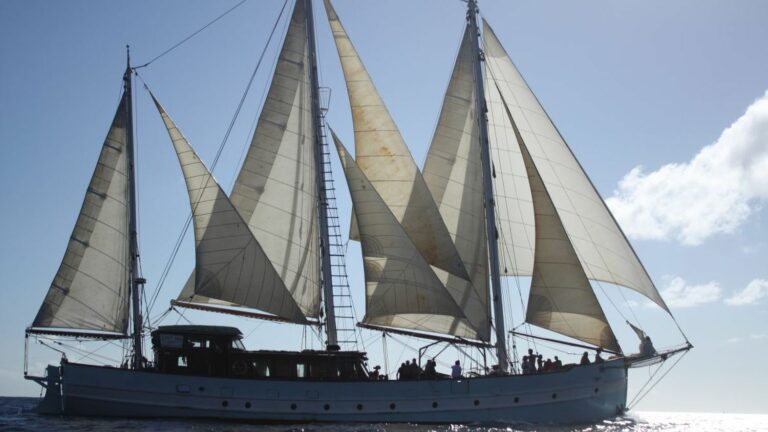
[[0, 397, 765, 432]]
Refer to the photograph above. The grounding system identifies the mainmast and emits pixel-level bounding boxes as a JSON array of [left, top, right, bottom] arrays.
[[306, 0, 338, 347], [467, 0, 508, 372], [125, 47, 145, 368]]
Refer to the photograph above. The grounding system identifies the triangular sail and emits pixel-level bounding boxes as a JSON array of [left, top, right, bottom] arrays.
[[332, 131, 484, 340], [153, 96, 307, 324], [421, 26, 490, 341], [499, 94, 620, 352], [483, 20, 668, 311], [31, 85, 131, 335], [223, 0, 320, 318], [324, 0, 470, 281]]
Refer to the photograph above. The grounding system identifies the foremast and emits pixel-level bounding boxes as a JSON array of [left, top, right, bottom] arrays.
[[306, 0, 338, 347], [125, 48, 145, 369], [467, 0, 508, 372]]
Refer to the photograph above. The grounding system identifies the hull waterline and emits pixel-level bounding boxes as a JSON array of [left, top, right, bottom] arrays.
[[34, 359, 628, 424]]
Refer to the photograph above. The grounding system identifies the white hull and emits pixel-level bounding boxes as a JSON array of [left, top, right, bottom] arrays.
[[36, 360, 628, 424]]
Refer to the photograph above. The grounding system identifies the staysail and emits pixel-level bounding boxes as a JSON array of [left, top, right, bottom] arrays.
[[324, 0, 470, 281], [497, 92, 620, 352], [153, 95, 307, 324], [31, 78, 132, 336], [333, 131, 484, 340], [483, 20, 668, 311], [421, 27, 490, 341]]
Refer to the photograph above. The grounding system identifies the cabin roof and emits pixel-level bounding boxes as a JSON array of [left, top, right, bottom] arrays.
[[152, 325, 243, 337]]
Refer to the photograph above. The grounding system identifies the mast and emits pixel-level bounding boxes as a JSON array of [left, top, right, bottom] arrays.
[[125, 47, 145, 368], [306, 0, 338, 347], [467, 0, 508, 371]]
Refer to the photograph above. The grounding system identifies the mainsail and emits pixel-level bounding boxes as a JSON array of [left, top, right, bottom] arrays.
[[483, 20, 669, 312], [332, 131, 483, 340], [153, 96, 307, 324], [324, 0, 470, 282], [174, 0, 321, 319], [31, 79, 132, 336], [421, 27, 490, 341]]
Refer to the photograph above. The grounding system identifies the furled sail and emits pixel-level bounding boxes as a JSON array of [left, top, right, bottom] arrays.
[[212, 0, 320, 318], [31, 81, 131, 335], [332, 131, 485, 340], [324, 0, 470, 281], [421, 27, 490, 340], [499, 95, 620, 352], [153, 96, 307, 324], [483, 20, 668, 311]]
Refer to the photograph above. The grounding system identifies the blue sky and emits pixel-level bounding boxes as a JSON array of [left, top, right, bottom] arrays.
[[1, 0, 767, 414]]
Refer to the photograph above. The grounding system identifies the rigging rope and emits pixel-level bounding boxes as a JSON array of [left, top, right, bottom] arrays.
[[135, 0, 249, 69]]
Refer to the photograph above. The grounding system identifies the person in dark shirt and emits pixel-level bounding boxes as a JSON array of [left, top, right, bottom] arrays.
[[554, 356, 563, 369], [397, 362, 406, 380], [580, 351, 590, 365], [594, 348, 605, 364], [424, 359, 437, 379]]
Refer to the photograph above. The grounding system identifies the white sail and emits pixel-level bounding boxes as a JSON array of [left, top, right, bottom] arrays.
[[483, 20, 668, 311], [153, 96, 307, 324], [225, 0, 320, 318], [324, 0, 470, 281], [421, 27, 490, 341], [32, 88, 131, 334], [505, 102, 620, 352], [332, 131, 484, 340]]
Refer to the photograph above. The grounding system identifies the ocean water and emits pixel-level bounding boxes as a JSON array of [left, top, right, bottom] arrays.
[[0, 397, 766, 432]]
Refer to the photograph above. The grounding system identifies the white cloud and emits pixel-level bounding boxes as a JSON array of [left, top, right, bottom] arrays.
[[659, 276, 722, 308], [727, 333, 768, 344], [606, 91, 768, 245], [725, 278, 768, 306]]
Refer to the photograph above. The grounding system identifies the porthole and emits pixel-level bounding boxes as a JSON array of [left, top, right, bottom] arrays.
[[291, 403, 297, 410], [551, 393, 557, 400], [514, 397, 519, 403], [222, 400, 228, 407], [324, 404, 330, 411], [474, 400, 480, 406], [594, 387, 600, 394], [390, 403, 396, 410], [245, 402, 251, 409], [432, 401, 438, 408], [198, 386, 205, 392], [357, 404, 363, 411]]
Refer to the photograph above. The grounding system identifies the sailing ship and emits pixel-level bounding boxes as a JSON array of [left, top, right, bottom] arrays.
[[23, 0, 692, 424]]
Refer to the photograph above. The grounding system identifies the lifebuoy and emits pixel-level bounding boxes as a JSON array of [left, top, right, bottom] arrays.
[[231, 359, 248, 375]]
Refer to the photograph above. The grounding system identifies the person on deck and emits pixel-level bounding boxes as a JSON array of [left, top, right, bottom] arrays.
[[370, 365, 380, 380], [424, 359, 437, 379], [580, 351, 590, 365], [411, 358, 421, 378], [594, 348, 605, 363], [536, 354, 543, 372], [451, 360, 462, 379], [554, 356, 563, 369], [543, 358, 554, 372], [397, 362, 406, 380]]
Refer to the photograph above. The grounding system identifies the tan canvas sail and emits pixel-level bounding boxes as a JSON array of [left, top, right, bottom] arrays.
[[324, 0, 469, 281], [332, 131, 484, 340], [497, 94, 620, 352], [153, 96, 307, 324], [483, 20, 668, 311], [225, 0, 320, 318], [31, 88, 132, 335], [421, 26, 490, 340]]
